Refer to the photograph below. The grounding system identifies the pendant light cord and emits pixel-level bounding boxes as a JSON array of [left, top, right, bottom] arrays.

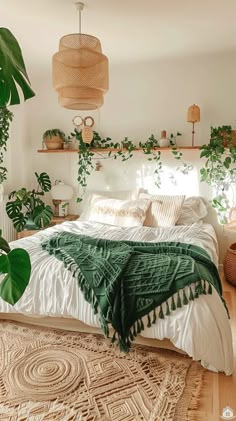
[[76, 2, 84, 34]]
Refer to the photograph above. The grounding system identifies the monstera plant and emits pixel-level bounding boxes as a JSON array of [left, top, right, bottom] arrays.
[[0, 27, 35, 304], [6, 172, 53, 232]]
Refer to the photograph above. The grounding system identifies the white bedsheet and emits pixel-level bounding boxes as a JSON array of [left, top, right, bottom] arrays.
[[2, 220, 233, 375]]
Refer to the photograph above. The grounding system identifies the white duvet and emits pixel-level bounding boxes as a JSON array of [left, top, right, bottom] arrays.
[[2, 220, 233, 375]]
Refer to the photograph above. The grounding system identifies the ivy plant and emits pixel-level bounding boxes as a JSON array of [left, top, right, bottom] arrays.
[[200, 125, 236, 223], [6, 172, 53, 232], [70, 129, 186, 201]]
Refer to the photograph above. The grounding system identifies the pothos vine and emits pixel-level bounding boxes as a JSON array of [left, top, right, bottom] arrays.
[[70, 129, 185, 202], [0, 107, 13, 183]]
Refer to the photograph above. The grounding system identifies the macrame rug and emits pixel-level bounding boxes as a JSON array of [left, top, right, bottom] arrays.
[[0, 320, 204, 421]]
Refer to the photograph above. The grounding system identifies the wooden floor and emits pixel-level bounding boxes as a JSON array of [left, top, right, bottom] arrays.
[[196, 274, 236, 420]]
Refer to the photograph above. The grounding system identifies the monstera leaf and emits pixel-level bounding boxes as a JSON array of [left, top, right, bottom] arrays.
[[0, 248, 31, 305], [0, 27, 35, 106], [35, 172, 51, 192], [33, 205, 53, 228]]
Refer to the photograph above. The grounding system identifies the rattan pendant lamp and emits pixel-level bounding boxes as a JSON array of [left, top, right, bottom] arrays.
[[52, 2, 109, 110]]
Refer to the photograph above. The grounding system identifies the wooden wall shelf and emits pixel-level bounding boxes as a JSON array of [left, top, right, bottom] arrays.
[[37, 146, 201, 153]]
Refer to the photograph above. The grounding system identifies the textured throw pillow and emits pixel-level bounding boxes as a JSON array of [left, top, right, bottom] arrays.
[[87, 194, 151, 227], [80, 189, 141, 221], [176, 196, 208, 225], [139, 193, 185, 227]]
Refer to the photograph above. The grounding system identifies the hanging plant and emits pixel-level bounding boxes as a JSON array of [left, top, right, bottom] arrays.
[[70, 129, 136, 202], [139, 135, 162, 187], [199, 125, 236, 223], [0, 107, 13, 183]]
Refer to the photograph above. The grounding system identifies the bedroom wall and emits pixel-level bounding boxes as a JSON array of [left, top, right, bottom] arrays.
[[8, 51, 236, 261]]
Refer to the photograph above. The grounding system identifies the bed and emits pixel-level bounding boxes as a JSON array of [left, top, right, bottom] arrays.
[[0, 218, 233, 375]]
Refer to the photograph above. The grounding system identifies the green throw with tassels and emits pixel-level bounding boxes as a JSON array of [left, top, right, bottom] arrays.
[[42, 232, 227, 352]]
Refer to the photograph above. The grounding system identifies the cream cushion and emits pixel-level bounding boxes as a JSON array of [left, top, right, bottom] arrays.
[[176, 196, 208, 225], [87, 194, 151, 227], [139, 193, 185, 227]]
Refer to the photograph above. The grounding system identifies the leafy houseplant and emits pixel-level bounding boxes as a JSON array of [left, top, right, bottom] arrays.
[[42, 128, 66, 150], [6, 172, 53, 232], [0, 27, 35, 304], [200, 125, 236, 223]]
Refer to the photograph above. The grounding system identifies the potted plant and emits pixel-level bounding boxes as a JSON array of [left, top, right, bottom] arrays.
[[42, 128, 66, 150], [6, 172, 53, 232], [0, 27, 35, 305]]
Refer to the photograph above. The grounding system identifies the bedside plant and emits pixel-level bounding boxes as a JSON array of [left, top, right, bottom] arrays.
[[6, 172, 53, 232], [0, 27, 35, 305]]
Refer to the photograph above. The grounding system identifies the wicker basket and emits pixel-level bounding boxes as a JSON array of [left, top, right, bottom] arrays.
[[224, 242, 236, 285]]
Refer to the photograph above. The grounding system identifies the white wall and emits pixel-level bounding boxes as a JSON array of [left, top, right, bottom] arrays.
[[7, 51, 236, 261]]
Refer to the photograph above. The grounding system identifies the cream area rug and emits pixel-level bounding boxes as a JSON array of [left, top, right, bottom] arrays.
[[0, 320, 203, 421]]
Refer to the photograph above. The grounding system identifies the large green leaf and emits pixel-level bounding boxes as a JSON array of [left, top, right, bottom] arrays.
[[35, 172, 52, 193], [0, 236, 10, 253], [0, 28, 35, 106], [33, 205, 53, 228], [0, 248, 31, 305]]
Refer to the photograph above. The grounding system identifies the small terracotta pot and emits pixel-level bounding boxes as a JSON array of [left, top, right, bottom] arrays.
[[45, 136, 63, 150]]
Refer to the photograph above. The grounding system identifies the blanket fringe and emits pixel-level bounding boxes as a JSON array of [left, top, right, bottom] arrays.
[[116, 280, 218, 352]]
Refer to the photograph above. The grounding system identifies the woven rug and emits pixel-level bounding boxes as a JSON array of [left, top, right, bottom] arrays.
[[0, 320, 204, 421]]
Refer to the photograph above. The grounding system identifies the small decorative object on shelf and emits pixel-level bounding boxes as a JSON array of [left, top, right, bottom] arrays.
[[82, 116, 94, 144], [42, 129, 66, 150], [51, 181, 74, 216], [159, 130, 169, 147], [187, 104, 200, 146]]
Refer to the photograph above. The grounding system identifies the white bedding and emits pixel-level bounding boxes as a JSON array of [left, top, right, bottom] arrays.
[[2, 220, 233, 375]]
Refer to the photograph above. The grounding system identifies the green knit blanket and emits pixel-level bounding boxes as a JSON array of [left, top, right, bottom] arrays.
[[42, 232, 227, 352]]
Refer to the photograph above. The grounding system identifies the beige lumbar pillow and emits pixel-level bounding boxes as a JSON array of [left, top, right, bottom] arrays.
[[139, 193, 185, 227], [88, 194, 151, 227]]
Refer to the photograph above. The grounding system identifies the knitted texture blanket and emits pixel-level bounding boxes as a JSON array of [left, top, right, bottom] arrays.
[[42, 232, 226, 351]]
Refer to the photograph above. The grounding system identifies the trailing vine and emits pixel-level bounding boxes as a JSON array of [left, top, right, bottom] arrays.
[[0, 106, 13, 183], [200, 125, 236, 223], [70, 129, 187, 202]]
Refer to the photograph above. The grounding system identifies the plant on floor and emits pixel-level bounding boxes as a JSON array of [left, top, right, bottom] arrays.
[[0, 27, 35, 304], [6, 172, 53, 232], [199, 125, 236, 223]]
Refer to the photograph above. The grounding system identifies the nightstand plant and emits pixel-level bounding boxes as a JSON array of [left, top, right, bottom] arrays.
[[6, 172, 53, 232]]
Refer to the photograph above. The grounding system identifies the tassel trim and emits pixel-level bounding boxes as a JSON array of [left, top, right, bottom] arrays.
[[114, 280, 218, 352]]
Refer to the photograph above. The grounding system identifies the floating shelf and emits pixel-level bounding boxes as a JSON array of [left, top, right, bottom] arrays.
[[37, 146, 201, 153]]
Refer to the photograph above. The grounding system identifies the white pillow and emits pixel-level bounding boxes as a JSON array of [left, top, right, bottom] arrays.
[[176, 196, 208, 225], [86, 194, 151, 227], [80, 189, 140, 221], [139, 193, 185, 227]]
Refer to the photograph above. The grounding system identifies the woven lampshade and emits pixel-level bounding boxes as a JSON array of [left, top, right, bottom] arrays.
[[187, 104, 200, 123], [52, 33, 109, 110]]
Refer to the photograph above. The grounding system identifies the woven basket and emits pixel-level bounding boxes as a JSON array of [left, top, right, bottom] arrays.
[[223, 242, 236, 285]]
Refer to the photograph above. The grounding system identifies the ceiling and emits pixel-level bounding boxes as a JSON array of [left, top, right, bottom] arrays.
[[2, 0, 236, 67]]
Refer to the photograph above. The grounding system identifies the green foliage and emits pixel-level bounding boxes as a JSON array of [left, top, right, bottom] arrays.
[[6, 172, 53, 231], [200, 125, 236, 223], [0, 28, 35, 106], [0, 247, 31, 305], [70, 129, 188, 201], [71, 130, 136, 202], [0, 106, 13, 183], [0, 27, 35, 305], [42, 128, 66, 141]]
